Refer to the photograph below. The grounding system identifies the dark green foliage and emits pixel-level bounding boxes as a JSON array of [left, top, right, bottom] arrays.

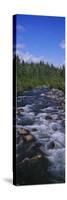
[[14, 55, 65, 92]]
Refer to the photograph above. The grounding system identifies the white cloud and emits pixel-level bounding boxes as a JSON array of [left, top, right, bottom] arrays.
[[13, 43, 25, 50], [59, 40, 65, 49], [17, 51, 45, 63], [16, 25, 25, 32]]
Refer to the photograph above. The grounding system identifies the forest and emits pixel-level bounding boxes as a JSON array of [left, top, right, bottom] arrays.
[[13, 55, 65, 93]]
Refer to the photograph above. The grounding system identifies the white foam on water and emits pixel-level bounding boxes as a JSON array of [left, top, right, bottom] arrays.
[[22, 104, 32, 112], [35, 113, 49, 126], [18, 95, 26, 99], [36, 112, 48, 118], [49, 122, 63, 131], [42, 106, 55, 111], [51, 114, 58, 120], [22, 111, 35, 119], [40, 93, 45, 96], [47, 148, 65, 176], [51, 131, 65, 146]]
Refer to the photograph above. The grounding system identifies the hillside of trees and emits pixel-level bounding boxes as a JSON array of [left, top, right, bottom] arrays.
[[13, 55, 65, 93]]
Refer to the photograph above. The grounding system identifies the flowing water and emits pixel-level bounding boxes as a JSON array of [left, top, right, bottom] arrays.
[[16, 86, 65, 185]]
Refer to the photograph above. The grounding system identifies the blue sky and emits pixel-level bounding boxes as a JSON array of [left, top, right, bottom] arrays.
[[13, 14, 65, 67]]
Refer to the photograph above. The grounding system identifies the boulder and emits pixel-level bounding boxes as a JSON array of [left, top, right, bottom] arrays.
[[17, 128, 30, 135], [23, 134, 33, 142], [16, 153, 49, 185]]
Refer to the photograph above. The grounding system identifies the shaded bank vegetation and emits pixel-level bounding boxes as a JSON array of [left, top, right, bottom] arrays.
[[13, 55, 65, 92]]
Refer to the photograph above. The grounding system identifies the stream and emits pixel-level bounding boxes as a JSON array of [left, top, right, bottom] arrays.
[[16, 86, 65, 185]]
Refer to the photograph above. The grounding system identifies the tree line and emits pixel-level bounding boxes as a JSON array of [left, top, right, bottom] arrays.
[[13, 55, 65, 92]]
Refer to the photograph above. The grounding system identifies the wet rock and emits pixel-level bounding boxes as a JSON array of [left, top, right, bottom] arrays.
[[17, 128, 30, 135], [16, 107, 24, 115], [22, 134, 33, 142], [45, 115, 52, 120], [27, 142, 42, 158], [16, 154, 49, 185], [17, 128, 36, 143], [52, 123, 58, 131], [30, 154, 43, 162], [29, 154, 42, 161], [32, 128, 38, 132], [48, 141, 55, 149]]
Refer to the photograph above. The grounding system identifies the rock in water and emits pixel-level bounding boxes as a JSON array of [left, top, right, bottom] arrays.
[[32, 128, 38, 132], [45, 115, 52, 120], [17, 128, 30, 135], [22, 134, 33, 142], [48, 141, 55, 149]]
